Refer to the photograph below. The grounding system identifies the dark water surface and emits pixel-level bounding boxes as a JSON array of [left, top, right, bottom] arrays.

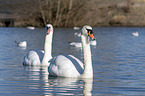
[[0, 27, 145, 95]]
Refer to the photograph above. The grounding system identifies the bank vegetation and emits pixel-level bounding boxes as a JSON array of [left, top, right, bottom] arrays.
[[1, 0, 145, 27]]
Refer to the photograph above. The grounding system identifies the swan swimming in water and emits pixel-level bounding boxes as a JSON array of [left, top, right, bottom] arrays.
[[23, 24, 53, 66], [48, 25, 95, 78], [23, 24, 95, 78], [15, 41, 27, 47]]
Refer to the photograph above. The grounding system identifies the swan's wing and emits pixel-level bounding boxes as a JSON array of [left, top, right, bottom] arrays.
[[48, 55, 84, 77], [23, 50, 44, 66]]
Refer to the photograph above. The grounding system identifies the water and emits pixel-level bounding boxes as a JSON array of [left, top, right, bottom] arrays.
[[0, 27, 145, 95]]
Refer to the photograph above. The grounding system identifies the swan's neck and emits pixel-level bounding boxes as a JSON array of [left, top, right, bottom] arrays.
[[41, 31, 53, 66], [81, 35, 93, 78]]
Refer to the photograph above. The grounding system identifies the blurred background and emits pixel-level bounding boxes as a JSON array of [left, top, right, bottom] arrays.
[[0, 0, 145, 27]]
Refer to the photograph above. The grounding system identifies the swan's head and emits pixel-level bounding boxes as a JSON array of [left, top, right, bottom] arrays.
[[82, 25, 95, 40], [46, 24, 53, 35]]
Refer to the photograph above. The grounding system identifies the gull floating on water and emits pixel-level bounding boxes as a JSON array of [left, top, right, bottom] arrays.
[[72, 31, 97, 48], [73, 27, 80, 30], [74, 32, 81, 37], [27, 26, 35, 30], [15, 41, 27, 47], [132, 32, 139, 37], [69, 40, 97, 48]]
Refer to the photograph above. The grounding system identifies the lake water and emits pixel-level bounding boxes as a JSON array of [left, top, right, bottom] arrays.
[[0, 27, 145, 95]]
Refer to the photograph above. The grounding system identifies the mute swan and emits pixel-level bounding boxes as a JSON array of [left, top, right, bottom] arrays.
[[23, 24, 53, 66], [48, 25, 95, 78], [15, 41, 27, 47]]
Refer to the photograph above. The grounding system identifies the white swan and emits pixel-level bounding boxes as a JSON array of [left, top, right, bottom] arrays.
[[48, 25, 95, 78], [15, 41, 27, 47], [23, 24, 53, 66]]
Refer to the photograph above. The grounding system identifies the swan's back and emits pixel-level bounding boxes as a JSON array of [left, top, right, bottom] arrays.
[[23, 50, 44, 66], [48, 55, 84, 77]]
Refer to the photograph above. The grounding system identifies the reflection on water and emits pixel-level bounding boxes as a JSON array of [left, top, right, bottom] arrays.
[[24, 66, 93, 96]]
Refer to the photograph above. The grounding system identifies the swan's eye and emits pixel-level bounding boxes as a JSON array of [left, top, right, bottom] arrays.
[[86, 29, 93, 34], [46, 27, 51, 35]]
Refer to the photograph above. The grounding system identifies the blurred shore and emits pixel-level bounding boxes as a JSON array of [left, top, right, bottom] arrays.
[[0, 0, 145, 27]]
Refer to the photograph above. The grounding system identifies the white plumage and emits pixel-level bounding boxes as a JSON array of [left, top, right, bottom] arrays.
[[69, 42, 82, 48], [73, 27, 80, 30], [15, 41, 27, 47], [48, 25, 95, 78], [23, 24, 94, 78], [23, 50, 44, 66], [72, 31, 97, 48], [69, 40, 97, 48], [74, 32, 81, 37], [23, 24, 53, 66], [48, 55, 84, 77], [132, 32, 139, 37], [27, 26, 35, 30]]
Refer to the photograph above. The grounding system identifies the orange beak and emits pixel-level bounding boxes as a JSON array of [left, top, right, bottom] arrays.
[[47, 28, 50, 35], [88, 31, 95, 40]]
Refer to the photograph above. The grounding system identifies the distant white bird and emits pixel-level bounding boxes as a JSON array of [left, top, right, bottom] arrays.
[[73, 27, 80, 30], [73, 31, 97, 48], [74, 32, 81, 37], [69, 42, 82, 48], [69, 40, 97, 48], [27, 26, 35, 30], [15, 41, 27, 47], [132, 32, 139, 37]]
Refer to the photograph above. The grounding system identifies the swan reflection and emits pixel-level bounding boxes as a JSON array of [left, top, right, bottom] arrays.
[[24, 66, 93, 96], [48, 77, 93, 96]]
